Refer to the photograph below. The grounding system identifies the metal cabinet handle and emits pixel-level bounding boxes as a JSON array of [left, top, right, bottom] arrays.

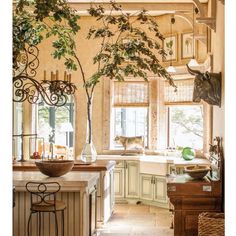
[[151, 176, 154, 184], [151, 176, 156, 184], [125, 162, 128, 169]]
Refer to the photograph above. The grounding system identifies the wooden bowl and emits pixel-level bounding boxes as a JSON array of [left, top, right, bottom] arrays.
[[184, 165, 210, 179], [35, 160, 74, 177]]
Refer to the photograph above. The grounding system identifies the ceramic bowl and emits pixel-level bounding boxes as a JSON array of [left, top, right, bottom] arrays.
[[184, 165, 210, 179], [35, 160, 74, 177]]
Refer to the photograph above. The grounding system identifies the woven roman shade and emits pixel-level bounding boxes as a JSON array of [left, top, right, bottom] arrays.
[[113, 81, 149, 107], [164, 78, 194, 104]]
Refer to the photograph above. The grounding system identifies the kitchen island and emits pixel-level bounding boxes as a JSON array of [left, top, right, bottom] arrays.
[[13, 171, 99, 236], [13, 160, 116, 225]]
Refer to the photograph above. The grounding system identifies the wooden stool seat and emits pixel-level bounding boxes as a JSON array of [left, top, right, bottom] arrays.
[[31, 200, 66, 212]]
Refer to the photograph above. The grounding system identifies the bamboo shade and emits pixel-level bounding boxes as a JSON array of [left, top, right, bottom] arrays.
[[164, 79, 194, 104], [113, 81, 149, 107]]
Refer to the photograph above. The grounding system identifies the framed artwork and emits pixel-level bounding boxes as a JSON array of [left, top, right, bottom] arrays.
[[162, 34, 177, 62], [181, 32, 196, 59]]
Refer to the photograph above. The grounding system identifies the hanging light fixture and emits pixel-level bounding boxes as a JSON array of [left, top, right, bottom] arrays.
[[188, 5, 199, 67], [167, 15, 176, 73], [13, 45, 77, 107]]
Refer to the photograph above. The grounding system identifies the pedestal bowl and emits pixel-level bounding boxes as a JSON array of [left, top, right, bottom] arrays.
[[184, 165, 210, 179], [35, 160, 74, 177]]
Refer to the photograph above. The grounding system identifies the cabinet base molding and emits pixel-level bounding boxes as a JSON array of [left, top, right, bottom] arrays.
[[115, 199, 169, 209], [139, 200, 168, 209], [115, 199, 129, 204]]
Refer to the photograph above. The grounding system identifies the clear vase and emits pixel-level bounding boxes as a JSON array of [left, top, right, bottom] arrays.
[[81, 141, 97, 163], [80, 100, 97, 163]]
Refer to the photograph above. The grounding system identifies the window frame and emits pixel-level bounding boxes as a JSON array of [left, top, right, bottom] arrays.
[[102, 77, 158, 153], [102, 76, 212, 154], [166, 103, 205, 151], [111, 106, 149, 149], [36, 101, 75, 147]]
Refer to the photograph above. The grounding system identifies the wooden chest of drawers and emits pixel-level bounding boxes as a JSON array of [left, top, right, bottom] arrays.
[[167, 174, 222, 236]]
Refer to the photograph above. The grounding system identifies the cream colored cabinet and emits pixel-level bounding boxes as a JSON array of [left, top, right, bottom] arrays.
[[125, 161, 139, 198], [140, 174, 153, 201], [110, 169, 115, 212], [140, 174, 167, 204], [114, 160, 167, 207], [97, 168, 115, 224], [153, 176, 167, 203], [114, 160, 139, 199], [114, 160, 125, 199]]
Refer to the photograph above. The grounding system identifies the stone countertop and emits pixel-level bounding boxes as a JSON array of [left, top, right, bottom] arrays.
[[13, 171, 100, 190], [97, 154, 210, 166]]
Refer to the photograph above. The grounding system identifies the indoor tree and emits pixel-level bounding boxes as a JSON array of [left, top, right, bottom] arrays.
[[13, 0, 176, 162]]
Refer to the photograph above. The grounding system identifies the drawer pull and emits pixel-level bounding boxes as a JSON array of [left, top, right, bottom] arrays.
[[203, 185, 212, 192], [167, 186, 176, 192]]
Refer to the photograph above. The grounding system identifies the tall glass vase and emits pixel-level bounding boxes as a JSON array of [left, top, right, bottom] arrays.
[[80, 99, 97, 163]]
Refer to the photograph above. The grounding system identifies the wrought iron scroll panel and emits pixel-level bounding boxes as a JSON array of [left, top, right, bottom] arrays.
[[13, 45, 76, 107]]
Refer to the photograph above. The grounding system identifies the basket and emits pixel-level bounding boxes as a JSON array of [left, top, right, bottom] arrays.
[[198, 212, 224, 236]]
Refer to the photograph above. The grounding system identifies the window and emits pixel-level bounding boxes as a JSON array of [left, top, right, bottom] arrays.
[[168, 105, 203, 150], [12, 102, 23, 160], [33, 95, 75, 158], [164, 78, 209, 151], [104, 76, 211, 153], [111, 81, 149, 149], [113, 107, 148, 148]]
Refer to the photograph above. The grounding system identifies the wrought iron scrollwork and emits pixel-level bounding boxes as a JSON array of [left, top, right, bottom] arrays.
[[13, 45, 77, 107]]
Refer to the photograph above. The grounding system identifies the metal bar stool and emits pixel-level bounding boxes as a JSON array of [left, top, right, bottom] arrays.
[[26, 182, 66, 236]]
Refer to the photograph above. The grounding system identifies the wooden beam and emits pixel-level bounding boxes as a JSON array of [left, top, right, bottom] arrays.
[[193, 0, 216, 31], [69, 2, 197, 13]]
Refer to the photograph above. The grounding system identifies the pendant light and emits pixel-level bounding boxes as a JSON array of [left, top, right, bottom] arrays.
[[166, 15, 176, 73], [188, 5, 199, 67]]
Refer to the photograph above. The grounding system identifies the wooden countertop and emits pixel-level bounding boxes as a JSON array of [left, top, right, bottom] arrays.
[[13, 160, 116, 172], [167, 174, 222, 197]]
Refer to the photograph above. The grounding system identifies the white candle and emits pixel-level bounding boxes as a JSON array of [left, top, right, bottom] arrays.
[[69, 74, 71, 83], [64, 71, 66, 81], [56, 70, 59, 80]]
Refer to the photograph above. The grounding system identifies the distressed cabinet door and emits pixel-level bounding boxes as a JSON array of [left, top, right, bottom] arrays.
[[110, 169, 115, 213], [114, 167, 125, 199], [153, 176, 167, 203], [140, 174, 153, 201], [125, 161, 140, 198]]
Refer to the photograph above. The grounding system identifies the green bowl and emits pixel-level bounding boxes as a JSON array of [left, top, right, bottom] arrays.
[[182, 147, 195, 161]]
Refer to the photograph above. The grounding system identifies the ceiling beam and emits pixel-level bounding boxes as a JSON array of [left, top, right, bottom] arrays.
[[68, 0, 208, 3], [69, 2, 202, 13]]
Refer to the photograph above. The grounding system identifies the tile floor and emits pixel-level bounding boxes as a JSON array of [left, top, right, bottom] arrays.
[[96, 204, 174, 236]]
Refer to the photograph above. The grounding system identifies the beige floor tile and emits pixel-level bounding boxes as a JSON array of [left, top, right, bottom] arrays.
[[98, 204, 174, 236]]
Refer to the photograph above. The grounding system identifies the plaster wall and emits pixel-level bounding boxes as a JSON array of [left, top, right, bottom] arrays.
[[22, 11, 209, 158], [211, 1, 225, 146]]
